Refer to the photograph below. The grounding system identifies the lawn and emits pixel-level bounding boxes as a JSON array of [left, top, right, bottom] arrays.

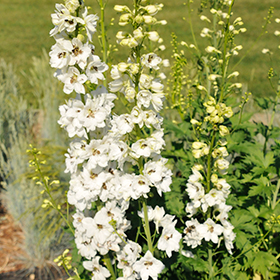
[[1, 0, 280, 97]]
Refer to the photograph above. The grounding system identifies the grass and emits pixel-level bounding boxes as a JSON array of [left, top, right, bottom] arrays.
[[1, 0, 280, 97]]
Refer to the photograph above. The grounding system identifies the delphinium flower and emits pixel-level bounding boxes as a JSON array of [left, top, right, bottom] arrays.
[[104, 1, 181, 278], [181, 0, 240, 256], [50, 0, 180, 279], [50, 1, 123, 278]]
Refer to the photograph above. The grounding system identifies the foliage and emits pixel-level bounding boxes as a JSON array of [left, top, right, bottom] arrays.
[[162, 0, 280, 279], [0, 56, 70, 278]]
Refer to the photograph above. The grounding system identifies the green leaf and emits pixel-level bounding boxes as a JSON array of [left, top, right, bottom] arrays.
[[187, 256, 208, 273], [255, 97, 271, 110], [249, 176, 272, 197], [164, 120, 191, 139], [251, 251, 279, 277], [263, 151, 275, 169]]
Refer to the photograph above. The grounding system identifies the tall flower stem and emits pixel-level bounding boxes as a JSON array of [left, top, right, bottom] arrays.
[[29, 147, 75, 236], [208, 248, 214, 280], [98, 0, 108, 88], [103, 255, 116, 280], [206, 130, 216, 192], [142, 199, 154, 254]]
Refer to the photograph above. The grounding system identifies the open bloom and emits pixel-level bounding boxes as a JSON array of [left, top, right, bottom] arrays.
[[133, 251, 164, 280]]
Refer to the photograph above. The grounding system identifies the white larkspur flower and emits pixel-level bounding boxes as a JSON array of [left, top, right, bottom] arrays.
[[86, 55, 109, 84], [198, 218, 224, 244], [81, 7, 99, 42], [142, 53, 162, 70], [157, 221, 182, 257], [59, 66, 87, 94], [49, 38, 72, 69], [83, 256, 111, 280], [133, 251, 164, 280], [69, 38, 91, 69], [50, 4, 82, 36], [183, 218, 203, 248], [110, 114, 134, 135]]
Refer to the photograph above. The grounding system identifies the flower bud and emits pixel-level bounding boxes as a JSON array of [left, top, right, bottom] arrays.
[[143, 15, 157, 24], [118, 62, 129, 72], [211, 174, 219, 184], [133, 28, 144, 41], [114, 5, 130, 12], [192, 141, 206, 149], [147, 31, 160, 42], [119, 13, 131, 25], [129, 63, 139, 75], [157, 20, 167, 25], [219, 125, 229, 136], [65, 0, 80, 13], [128, 38, 138, 48], [135, 14, 144, 24], [145, 5, 158, 15], [76, 34, 85, 43], [125, 87, 136, 101]]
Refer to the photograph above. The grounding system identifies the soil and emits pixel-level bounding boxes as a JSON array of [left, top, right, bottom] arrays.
[[0, 201, 65, 280]]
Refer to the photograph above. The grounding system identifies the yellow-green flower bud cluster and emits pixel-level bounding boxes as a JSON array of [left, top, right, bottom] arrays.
[[114, 3, 165, 48], [203, 97, 233, 125], [192, 141, 210, 159]]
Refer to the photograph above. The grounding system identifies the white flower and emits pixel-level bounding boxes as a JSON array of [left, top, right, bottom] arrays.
[[152, 206, 165, 232], [198, 218, 224, 244], [131, 138, 152, 158], [49, 38, 72, 69], [69, 38, 91, 69], [50, 4, 82, 36], [142, 53, 162, 70], [133, 251, 164, 280], [86, 55, 109, 84], [59, 66, 87, 94], [83, 256, 111, 280], [157, 222, 182, 257], [183, 218, 204, 248], [81, 7, 99, 42], [111, 114, 134, 135], [139, 74, 153, 89]]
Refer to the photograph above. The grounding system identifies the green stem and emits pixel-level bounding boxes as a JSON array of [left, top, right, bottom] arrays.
[[142, 199, 154, 254], [187, 0, 199, 53], [272, 178, 280, 210], [232, 12, 272, 71], [98, 0, 108, 88], [206, 130, 216, 192], [208, 248, 214, 280], [103, 254, 116, 280], [32, 152, 75, 236], [220, 1, 235, 102]]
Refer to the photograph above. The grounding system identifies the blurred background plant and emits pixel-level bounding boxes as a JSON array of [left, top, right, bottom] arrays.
[[0, 53, 70, 279]]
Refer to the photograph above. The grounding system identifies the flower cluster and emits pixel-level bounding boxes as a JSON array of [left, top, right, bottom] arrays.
[[181, 0, 237, 256], [50, 1, 180, 279], [183, 99, 235, 253]]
